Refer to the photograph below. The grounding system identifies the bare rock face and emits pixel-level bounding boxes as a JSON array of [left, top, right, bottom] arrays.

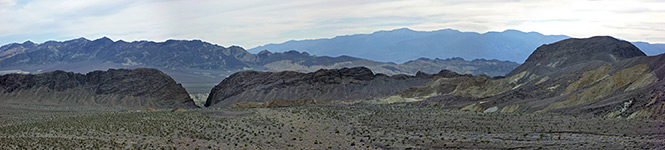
[[0, 68, 196, 108], [205, 67, 435, 107]]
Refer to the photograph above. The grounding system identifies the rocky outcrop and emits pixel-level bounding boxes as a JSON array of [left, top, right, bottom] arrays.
[[205, 67, 435, 107], [0, 68, 196, 108]]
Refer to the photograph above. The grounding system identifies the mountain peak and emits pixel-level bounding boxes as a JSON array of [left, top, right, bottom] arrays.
[[92, 37, 113, 44], [96, 36, 112, 41], [393, 27, 414, 31], [257, 50, 272, 55], [69, 37, 90, 42], [508, 36, 646, 76], [373, 27, 415, 34], [433, 28, 462, 32], [22, 40, 35, 46], [501, 29, 525, 34]]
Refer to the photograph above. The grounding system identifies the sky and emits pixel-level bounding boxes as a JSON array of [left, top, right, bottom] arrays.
[[1, 0, 664, 48]]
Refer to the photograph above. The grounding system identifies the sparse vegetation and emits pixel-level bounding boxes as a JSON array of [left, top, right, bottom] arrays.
[[0, 104, 663, 149]]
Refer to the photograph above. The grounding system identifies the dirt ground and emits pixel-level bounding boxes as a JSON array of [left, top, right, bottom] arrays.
[[0, 104, 663, 149]]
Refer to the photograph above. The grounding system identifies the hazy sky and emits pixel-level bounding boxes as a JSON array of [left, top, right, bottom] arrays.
[[1, 0, 664, 48]]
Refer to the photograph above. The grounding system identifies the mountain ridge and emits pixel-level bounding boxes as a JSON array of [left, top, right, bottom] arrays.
[[250, 28, 570, 63], [0, 37, 519, 93], [250, 28, 665, 63]]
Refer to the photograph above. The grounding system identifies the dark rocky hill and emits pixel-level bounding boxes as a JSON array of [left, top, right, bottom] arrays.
[[205, 67, 459, 107], [0, 68, 196, 108], [508, 36, 646, 76], [399, 36, 665, 120]]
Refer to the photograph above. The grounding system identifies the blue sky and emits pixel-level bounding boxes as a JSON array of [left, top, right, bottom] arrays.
[[1, 0, 664, 48]]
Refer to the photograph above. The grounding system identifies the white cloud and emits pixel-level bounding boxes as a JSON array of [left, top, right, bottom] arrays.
[[0, 0, 664, 48]]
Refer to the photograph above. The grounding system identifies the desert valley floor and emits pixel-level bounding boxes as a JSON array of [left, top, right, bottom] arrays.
[[1, 104, 663, 149]]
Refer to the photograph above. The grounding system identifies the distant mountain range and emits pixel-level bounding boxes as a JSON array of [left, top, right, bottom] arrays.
[[0, 37, 518, 93], [250, 28, 665, 63], [5, 28, 660, 94], [631, 41, 665, 56]]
